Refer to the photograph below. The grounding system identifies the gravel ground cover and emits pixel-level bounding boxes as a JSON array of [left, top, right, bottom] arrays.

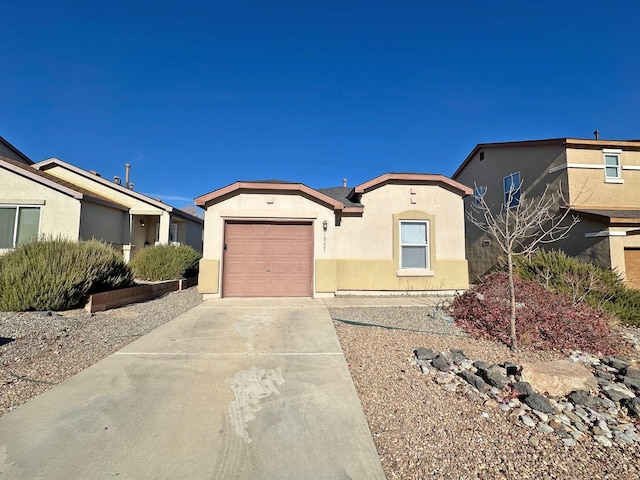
[[330, 307, 640, 480], [3, 296, 639, 479], [0, 287, 202, 417]]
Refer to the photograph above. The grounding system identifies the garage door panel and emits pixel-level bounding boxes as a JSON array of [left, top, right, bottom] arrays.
[[222, 222, 313, 297], [625, 249, 640, 290]]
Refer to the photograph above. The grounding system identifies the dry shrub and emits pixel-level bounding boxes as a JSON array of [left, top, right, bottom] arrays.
[[453, 272, 623, 355]]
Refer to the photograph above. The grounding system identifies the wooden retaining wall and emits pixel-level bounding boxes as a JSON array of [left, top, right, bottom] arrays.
[[84, 277, 198, 313]]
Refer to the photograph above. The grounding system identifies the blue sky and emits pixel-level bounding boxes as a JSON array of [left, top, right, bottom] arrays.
[[2, 1, 639, 208]]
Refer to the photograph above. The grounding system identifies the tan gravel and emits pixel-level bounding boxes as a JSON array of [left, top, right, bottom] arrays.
[[3, 298, 639, 479], [331, 307, 640, 480]]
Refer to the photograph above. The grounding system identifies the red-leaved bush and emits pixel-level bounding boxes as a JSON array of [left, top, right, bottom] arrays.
[[453, 272, 623, 355]]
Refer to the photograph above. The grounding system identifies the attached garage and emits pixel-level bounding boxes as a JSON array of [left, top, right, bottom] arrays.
[[222, 222, 313, 297], [624, 248, 640, 289]]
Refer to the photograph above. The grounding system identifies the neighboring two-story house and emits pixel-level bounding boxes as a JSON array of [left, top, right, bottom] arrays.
[[453, 138, 640, 288]]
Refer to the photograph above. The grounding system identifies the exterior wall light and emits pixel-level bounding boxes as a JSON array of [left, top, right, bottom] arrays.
[[140, 219, 145, 227], [322, 220, 328, 231]]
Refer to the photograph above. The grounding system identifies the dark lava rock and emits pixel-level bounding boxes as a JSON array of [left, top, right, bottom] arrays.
[[621, 397, 640, 417], [450, 349, 466, 364], [621, 376, 640, 391], [432, 354, 453, 372], [601, 356, 630, 371], [523, 392, 555, 414], [568, 390, 609, 409], [595, 370, 615, 380], [459, 371, 487, 392], [414, 348, 438, 361], [473, 360, 492, 371], [511, 381, 534, 397], [622, 366, 640, 380], [477, 366, 507, 389]]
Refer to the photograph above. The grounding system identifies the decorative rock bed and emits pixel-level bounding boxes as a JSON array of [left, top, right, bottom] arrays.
[[414, 347, 640, 448]]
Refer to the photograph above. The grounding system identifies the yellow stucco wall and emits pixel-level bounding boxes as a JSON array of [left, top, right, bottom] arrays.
[[0, 168, 81, 243], [198, 258, 220, 294]]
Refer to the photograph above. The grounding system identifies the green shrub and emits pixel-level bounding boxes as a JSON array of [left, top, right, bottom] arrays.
[[129, 244, 201, 281], [0, 238, 134, 311], [511, 249, 640, 326]]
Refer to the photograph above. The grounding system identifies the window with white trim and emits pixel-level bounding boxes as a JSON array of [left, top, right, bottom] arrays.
[[400, 220, 429, 269], [503, 172, 521, 208], [604, 150, 621, 180], [0, 206, 41, 249]]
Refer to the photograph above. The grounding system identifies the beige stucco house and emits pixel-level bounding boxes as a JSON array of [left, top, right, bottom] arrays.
[[452, 138, 640, 287], [1, 155, 130, 254], [32, 158, 203, 260], [195, 173, 472, 298]]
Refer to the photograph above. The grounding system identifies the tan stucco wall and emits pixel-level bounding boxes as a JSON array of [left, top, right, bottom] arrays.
[[566, 148, 640, 208], [79, 202, 128, 244], [200, 184, 469, 295], [0, 168, 81, 244], [42, 164, 203, 252]]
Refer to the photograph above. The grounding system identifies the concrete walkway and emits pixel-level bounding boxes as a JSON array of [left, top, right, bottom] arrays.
[[0, 299, 386, 479]]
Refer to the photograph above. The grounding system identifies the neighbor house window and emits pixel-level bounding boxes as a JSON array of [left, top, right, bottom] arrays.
[[604, 150, 621, 180], [503, 172, 521, 208], [0, 206, 40, 249], [400, 220, 429, 269]]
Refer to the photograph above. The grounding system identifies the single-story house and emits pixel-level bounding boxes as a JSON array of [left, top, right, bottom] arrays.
[[195, 173, 472, 298], [33, 158, 203, 260], [0, 148, 203, 260]]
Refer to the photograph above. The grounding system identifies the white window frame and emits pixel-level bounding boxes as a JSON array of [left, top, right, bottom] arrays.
[[503, 172, 521, 208], [0, 205, 41, 249], [603, 149, 622, 182], [399, 220, 430, 270], [155, 222, 179, 245]]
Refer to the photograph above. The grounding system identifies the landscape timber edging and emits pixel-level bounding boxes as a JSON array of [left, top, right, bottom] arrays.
[[84, 276, 198, 313]]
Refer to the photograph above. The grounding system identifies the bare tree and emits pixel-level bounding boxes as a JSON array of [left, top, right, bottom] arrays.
[[179, 204, 203, 219], [468, 181, 579, 351]]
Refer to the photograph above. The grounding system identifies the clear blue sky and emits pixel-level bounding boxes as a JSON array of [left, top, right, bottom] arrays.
[[2, 1, 639, 208]]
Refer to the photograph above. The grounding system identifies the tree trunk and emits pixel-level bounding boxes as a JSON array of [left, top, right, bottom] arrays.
[[507, 251, 518, 352]]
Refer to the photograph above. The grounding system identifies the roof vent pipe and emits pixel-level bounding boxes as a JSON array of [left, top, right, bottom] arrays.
[[343, 178, 347, 188], [125, 163, 132, 189], [114, 175, 121, 185], [594, 130, 600, 140]]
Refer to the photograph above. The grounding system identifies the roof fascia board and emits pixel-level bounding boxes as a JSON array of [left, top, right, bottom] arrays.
[[195, 181, 346, 211], [34, 158, 173, 212], [354, 173, 472, 196]]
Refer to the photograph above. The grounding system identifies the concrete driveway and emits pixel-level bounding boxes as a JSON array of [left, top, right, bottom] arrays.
[[0, 298, 386, 479]]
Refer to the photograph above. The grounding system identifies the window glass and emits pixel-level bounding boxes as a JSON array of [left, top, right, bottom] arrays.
[[401, 246, 427, 269], [503, 172, 521, 208], [401, 222, 426, 244], [400, 220, 429, 269], [605, 154, 620, 178], [16, 207, 40, 245], [0, 208, 17, 248]]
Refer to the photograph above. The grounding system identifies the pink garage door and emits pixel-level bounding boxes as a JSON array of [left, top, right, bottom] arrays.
[[222, 222, 314, 297]]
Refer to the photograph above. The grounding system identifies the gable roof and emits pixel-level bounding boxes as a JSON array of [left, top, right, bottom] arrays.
[[34, 158, 202, 223], [453, 138, 640, 179], [0, 135, 34, 165], [353, 173, 472, 197], [195, 181, 364, 213], [316, 186, 363, 208], [0, 156, 128, 211]]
